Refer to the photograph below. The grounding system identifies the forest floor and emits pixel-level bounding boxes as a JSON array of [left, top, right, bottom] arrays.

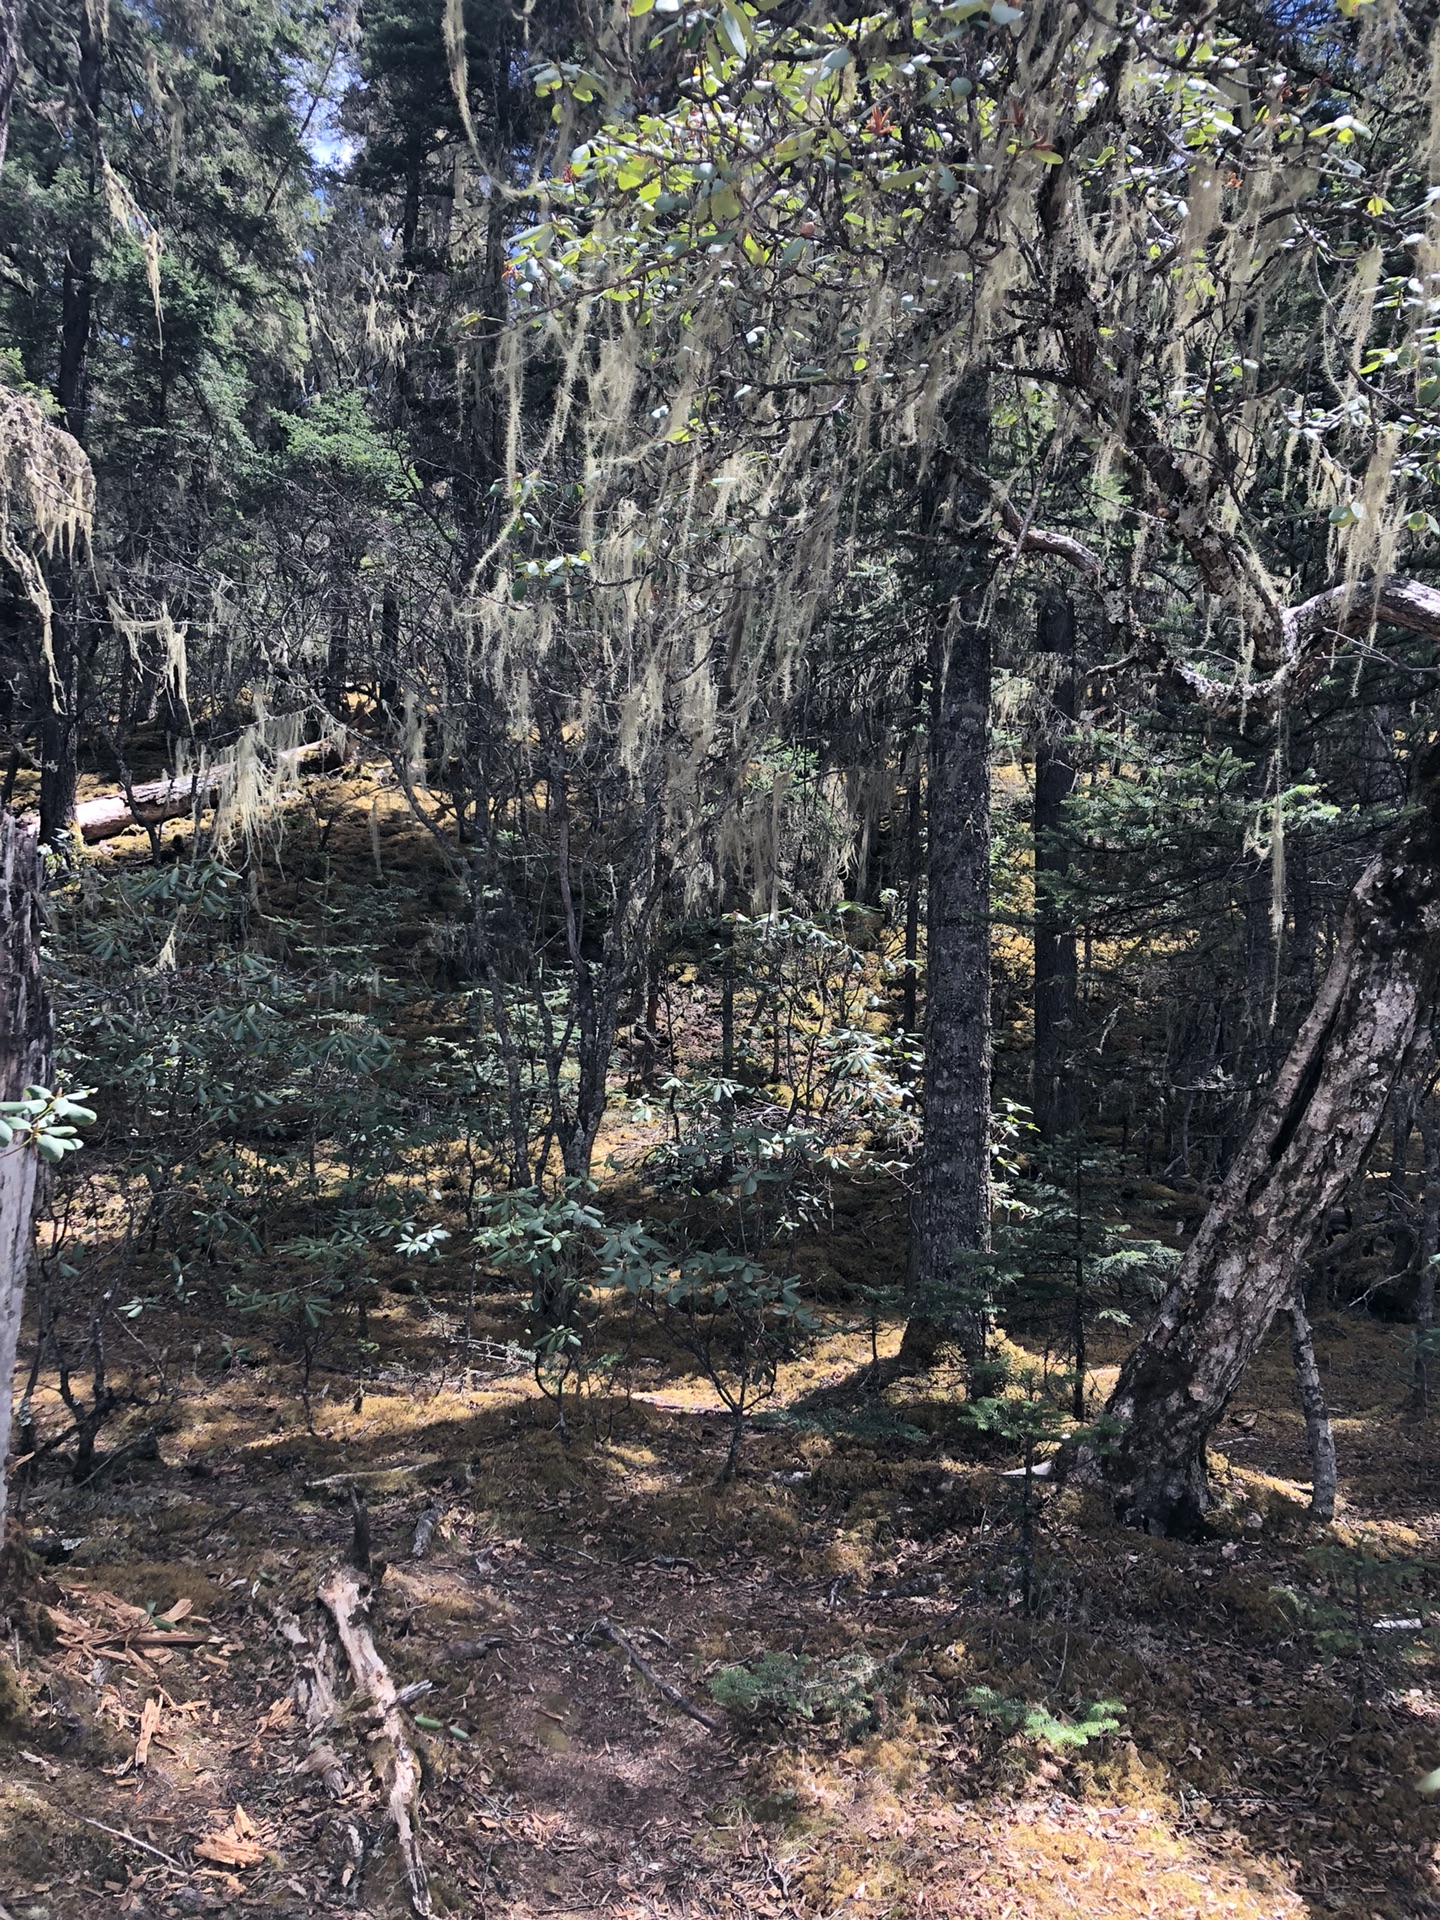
[[3, 1272, 1440, 1919], [3, 778, 1440, 1918]]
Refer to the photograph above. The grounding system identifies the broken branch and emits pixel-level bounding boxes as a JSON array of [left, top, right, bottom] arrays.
[[318, 1564, 432, 1918], [589, 1616, 723, 1733]]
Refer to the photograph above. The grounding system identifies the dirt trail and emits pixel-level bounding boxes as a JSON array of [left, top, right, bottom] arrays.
[[3, 1308, 1438, 1918]]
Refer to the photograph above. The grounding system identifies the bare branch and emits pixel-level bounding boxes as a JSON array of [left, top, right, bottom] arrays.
[[953, 457, 1103, 581]]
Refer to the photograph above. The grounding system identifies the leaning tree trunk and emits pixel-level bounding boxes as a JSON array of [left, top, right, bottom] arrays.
[[0, 814, 52, 1548], [1077, 763, 1440, 1534], [1286, 1287, 1336, 1521]]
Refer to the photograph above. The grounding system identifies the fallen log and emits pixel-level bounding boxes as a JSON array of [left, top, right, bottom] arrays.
[[318, 1564, 432, 1918], [67, 739, 346, 844]]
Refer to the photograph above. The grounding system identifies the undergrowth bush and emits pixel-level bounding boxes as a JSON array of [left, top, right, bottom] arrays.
[[961, 1685, 1127, 1753], [709, 1649, 880, 1733]]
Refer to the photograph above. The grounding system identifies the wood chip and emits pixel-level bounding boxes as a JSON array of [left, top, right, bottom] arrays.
[[134, 1695, 163, 1768], [194, 1831, 266, 1870], [257, 1696, 295, 1733]]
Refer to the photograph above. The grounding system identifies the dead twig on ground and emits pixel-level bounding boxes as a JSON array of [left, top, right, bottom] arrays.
[[589, 1615, 724, 1733], [79, 1817, 186, 1872]]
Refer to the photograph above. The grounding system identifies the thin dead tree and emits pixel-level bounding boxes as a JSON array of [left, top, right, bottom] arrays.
[[0, 814, 53, 1549]]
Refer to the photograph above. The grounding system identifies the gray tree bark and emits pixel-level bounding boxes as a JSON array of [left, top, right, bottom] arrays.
[[1286, 1288, 1336, 1521], [1413, 1096, 1440, 1409], [899, 425, 994, 1368], [0, 0, 20, 178], [1076, 759, 1440, 1533], [1032, 592, 1078, 1143], [0, 813, 52, 1550]]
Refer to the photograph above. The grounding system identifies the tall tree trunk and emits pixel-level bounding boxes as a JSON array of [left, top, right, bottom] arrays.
[[326, 544, 351, 716], [38, 600, 80, 847], [38, 0, 103, 844], [0, 814, 52, 1550], [1032, 591, 1077, 1142], [378, 584, 400, 724], [900, 662, 924, 1036], [901, 770, 922, 1037], [900, 399, 994, 1368], [1076, 760, 1440, 1533], [1238, 852, 1274, 1119], [0, 0, 20, 178], [1386, 1081, 1418, 1287]]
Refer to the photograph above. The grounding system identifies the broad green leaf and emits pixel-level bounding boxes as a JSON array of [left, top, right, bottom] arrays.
[[718, 4, 749, 56]]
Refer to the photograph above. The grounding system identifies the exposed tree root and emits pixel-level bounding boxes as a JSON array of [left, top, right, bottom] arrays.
[[318, 1565, 432, 1918]]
